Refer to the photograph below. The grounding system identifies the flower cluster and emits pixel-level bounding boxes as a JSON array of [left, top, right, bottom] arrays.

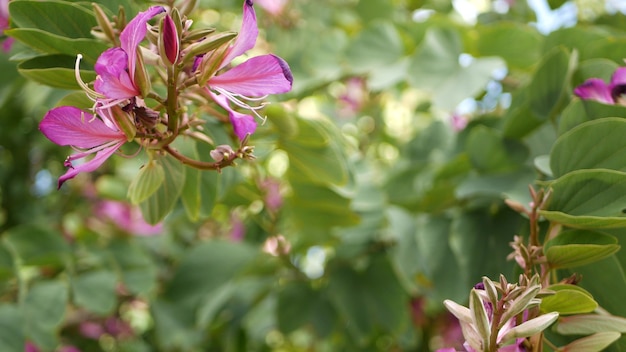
[[438, 275, 558, 352], [39, 0, 293, 188]]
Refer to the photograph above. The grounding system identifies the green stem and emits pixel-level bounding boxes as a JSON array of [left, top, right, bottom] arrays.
[[166, 65, 179, 135]]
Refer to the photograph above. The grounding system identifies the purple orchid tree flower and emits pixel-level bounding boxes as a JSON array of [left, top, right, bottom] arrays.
[[0, 0, 14, 52], [574, 67, 626, 105], [201, 0, 293, 139], [90, 6, 166, 107], [39, 107, 127, 188]]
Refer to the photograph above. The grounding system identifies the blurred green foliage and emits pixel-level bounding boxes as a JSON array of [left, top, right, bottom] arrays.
[[3, 0, 626, 351]]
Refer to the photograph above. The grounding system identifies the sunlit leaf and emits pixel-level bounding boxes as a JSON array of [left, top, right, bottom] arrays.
[[346, 21, 403, 73], [541, 169, 626, 228], [474, 22, 542, 69], [544, 230, 620, 269], [408, 28, 505, 110], [128, 160, 165, 205], [540, 284, 598, 315]]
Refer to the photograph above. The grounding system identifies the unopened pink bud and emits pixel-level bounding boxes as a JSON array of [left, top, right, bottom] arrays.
[[161, 14, 180, 65]]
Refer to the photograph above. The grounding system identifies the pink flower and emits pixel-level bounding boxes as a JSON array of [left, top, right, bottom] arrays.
[[96, 200, 163, 236], [24, 342, 39, 352], [39, 107, 126, 188], [201, 0, 293, 139], [92, 6, 165, 107], [574, 67, 626, 105], [0, 0, 14, 52]]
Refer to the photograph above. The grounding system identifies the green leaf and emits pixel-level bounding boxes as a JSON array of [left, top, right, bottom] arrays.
[[556, 314, 626, 335], [527, 47, 575, 121], [408, 28, 505, 110], [22, 280, 68, 349], [563, 255, 626, 317], [540, 284, 598, 315], [17, 54, 96, 90], [474, 22, 542, 70], [139, 154, 185, 224], [9, 0, 97, 38], [544, 230, 620, 269], [5, 28, 108, 63], [181, 167, 200, 221], [558, 332, 620, 352], [108, 238, 156, 295], [285, 177, 360, 240], [346, 21, 403, 73], [327, 255, 410, 343], [280, 117, 349, 185], [573, 58, 618, 87], [3, 225, 69, 267], [277, 282, 321, 334], [551, 118, 626, 177], [466, 126, 529, 174], [558, 99, 626, 136], [541, 169, 626, 228], [72, 270, 117, 315], [0, 245, 14, 281], [546, 0, 567, 9], [0, 304, 24, 352], [502, 47, 576, 139], [128, 160, 165, 205], [163, 240, 257, 304]]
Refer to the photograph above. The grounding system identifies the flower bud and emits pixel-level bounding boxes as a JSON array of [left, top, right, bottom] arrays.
[[159, 14, 180, 66], [109, 105, 137, 142], [92, 3, 118, 45], [210, 145, 235, 162], [134, 49, 152, 97]]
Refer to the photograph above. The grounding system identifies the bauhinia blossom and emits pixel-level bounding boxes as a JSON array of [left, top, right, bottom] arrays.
[[89, 6, 166, 107], [574, 67, 626, 105], [201, 0, 293, 140], [39, 107, 126, 188], [0, 0, 13, 52]]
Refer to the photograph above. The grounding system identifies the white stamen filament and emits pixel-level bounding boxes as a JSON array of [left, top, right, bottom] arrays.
[[214, 87, 269, 124], [68, 139, 124, 163], [75, 54, 105, 101]]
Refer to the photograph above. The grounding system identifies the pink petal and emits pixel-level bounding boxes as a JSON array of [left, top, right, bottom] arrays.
[[94, 48, 139, 99], [58, 140, 125, 188], [230, 110, 258, 140], [210, 54, 293, 96], [40, 107, 125, 148], [120, 6, 166, 79], [610, 67, 626, 86], [210, 91, 257, 139], [574, 78, 613, 104], [220, 0, 258, 69]]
